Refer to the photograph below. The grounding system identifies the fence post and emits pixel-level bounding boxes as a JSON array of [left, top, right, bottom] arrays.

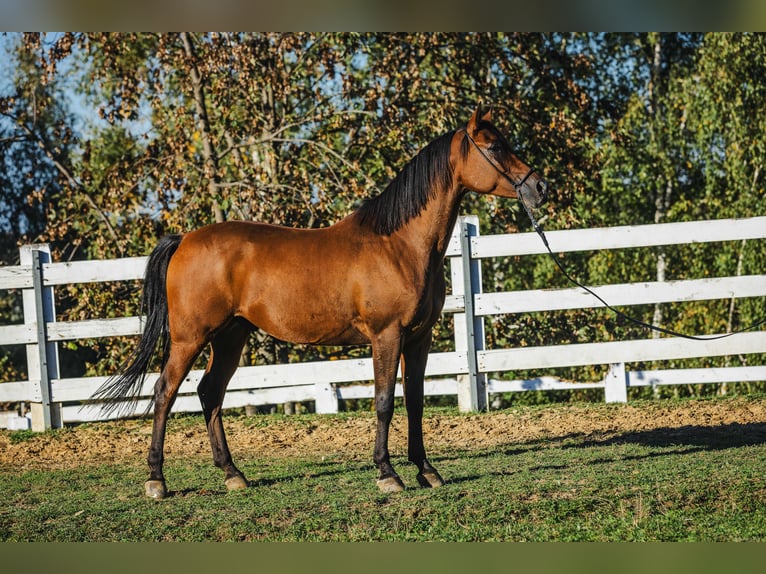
[[314, 380, 338, 414], [20, 244, 62, 431], [604, 362, 628, 403], [451, 216, 487, 412]]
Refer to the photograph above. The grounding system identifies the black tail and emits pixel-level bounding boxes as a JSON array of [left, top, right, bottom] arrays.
[[92, 234, 183, 416]]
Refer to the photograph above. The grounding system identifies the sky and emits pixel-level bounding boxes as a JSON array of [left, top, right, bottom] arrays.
[[0, 33, 154, 141], [0, 33, 15, 95]]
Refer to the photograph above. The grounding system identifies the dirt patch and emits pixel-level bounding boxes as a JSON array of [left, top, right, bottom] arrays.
[[2, 397, 766, 472]]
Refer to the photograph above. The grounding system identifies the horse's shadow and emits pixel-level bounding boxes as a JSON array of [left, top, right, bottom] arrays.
[[565, 421, 766, 452], [434, 421, 766, 485], [165, 476, 284, 498], [164, 461, 358, 498]]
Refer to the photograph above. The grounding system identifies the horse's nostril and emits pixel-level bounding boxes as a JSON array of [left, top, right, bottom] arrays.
[[537, 180, 549, 201]]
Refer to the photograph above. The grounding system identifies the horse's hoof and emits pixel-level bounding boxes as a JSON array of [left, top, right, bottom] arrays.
[[417, 470, 445, 489], [376, 476, 405, 493], [225, 475, 248, 491], [145, 480, 168, 500]]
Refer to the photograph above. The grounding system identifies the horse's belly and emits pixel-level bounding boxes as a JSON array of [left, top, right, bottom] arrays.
[[240, 295, 369, 347], [260, 317, 370, 347]]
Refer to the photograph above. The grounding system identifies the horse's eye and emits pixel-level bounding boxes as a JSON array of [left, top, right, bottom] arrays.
[[488, 142, 502, 155]]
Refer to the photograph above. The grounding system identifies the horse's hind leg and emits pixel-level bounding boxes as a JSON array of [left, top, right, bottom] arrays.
[[146, 341, 202, 499], [197, 318, 250, 492]]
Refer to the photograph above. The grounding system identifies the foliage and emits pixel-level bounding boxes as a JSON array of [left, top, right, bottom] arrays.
[[0, 33, 764, 397]]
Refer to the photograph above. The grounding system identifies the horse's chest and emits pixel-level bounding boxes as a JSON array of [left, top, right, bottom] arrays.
[[405, 271, 446, 336], [352, 253, 447, 339]]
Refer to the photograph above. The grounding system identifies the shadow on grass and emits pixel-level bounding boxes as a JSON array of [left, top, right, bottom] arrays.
[[573, 421, 766, 451], [164, 475, 288, 498], [450, 421, 766, 459], [431, 421, 766, 485]]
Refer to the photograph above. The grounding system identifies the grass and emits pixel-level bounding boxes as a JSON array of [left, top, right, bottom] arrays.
[[2, 399, 766, 541]]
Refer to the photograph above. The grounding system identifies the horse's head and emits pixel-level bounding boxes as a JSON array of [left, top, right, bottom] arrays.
[[455, 104, 548, 208]]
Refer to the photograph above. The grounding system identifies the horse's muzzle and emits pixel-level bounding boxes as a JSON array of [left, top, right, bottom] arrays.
[[522, 174, 548, 208], [535, 178, 549, 206]]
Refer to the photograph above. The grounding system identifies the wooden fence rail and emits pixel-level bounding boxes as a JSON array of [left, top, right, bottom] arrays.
[[1, 215, 765, 430]]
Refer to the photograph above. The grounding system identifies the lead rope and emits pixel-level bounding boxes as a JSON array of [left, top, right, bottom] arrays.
[[519, 193, 766, 341], [463, 129, 766, 341], [517, 193, 766, 341]]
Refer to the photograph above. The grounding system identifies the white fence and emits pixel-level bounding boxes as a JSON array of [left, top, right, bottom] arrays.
[[1, 215, 765, 431]]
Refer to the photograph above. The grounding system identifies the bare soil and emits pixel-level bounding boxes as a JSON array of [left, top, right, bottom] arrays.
[[2, 397, 766, 472]]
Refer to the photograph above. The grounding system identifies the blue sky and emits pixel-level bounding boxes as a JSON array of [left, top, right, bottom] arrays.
[[1, 33, 155, 141]]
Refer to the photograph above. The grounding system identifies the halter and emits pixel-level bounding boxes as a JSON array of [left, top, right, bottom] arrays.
[[461, 128, 538, 195]]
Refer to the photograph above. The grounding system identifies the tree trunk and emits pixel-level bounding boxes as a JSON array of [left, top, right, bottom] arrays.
[[652, 178, 673, 337], [180, 32, 224, 224]]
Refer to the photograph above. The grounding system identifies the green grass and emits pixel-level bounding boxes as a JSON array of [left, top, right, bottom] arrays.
[[2, 401, 766, 541]]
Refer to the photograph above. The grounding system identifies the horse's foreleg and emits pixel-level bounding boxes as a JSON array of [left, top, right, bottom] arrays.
[[372, 329, 405, 493], [198, 320, 250, 492], [402, 333, 444, 488], [146, 341, 201, 499]]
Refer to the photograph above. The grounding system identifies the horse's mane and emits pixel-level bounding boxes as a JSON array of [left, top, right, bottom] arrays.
[[356, 129, 464, 235]]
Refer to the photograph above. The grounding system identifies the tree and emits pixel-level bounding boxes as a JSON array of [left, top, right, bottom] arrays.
[[577, 33, 766, 399], [0, 34, 77, 260], [0, 33, 80, 385], [683, 33, 766, 386]]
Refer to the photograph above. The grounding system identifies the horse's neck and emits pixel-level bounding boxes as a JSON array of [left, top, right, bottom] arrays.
[[396, 184, 464, 263]]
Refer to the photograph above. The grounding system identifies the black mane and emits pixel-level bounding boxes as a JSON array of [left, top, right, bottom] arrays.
[[356, 130, 458, 235]]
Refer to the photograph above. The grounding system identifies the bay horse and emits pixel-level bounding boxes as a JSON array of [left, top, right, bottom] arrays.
[[95, 105, 548, 499]]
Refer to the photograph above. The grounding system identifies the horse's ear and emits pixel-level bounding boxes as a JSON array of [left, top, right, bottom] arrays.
[[468, 103, 493, 135], [468, 103, 484, 135]]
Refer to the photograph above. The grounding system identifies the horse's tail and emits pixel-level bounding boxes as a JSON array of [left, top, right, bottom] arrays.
[[92, 234, 183, 416]]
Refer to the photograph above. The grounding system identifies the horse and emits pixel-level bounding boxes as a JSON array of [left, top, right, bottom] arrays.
[[94, 105, 548, 499]]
